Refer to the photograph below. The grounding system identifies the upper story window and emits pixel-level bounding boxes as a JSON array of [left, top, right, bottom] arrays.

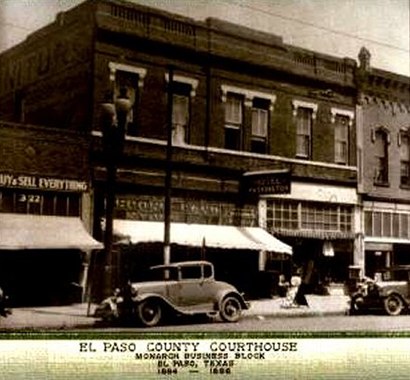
[[109, 62, 147, 137], [221, 84, 276, 153], [373, 128, 389, 185], [251, 98, 270, 154], [331, 108, 354, 165], [292, 100, 318, 159], [224, 93, 244, 150], [165, 74, 198, 146], [399, 130, 410, 186]]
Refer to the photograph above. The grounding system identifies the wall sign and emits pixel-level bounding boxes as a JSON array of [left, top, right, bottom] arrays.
[[243, 170, 291, 195], [0, 173, 88, 192]]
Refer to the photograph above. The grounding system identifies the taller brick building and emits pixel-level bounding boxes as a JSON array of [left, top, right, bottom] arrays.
[[0, 0, 360, 299]]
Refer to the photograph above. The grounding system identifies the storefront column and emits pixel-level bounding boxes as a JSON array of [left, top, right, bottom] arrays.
[[258, 199, 267, 229], [81, 191, 94, 301], [354, 203, 365, 276]]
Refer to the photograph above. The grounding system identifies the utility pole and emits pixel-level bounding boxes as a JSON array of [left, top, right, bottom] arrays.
[[163, 66, 174, 270]]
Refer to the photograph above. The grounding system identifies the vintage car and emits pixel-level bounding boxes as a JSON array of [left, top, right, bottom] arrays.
[[95, 260, 249, 326], [349, 266, 410, 316]]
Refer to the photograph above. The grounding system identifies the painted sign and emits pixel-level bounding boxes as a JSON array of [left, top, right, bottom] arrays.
[[243, 170, 291, 195], [0, 173, 88, 192]]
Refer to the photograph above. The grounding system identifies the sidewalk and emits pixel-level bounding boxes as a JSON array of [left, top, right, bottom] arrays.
[[0, 292, 350, 330]]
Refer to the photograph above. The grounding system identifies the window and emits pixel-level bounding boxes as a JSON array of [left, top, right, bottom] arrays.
[[365, 210, 410, 239], [224, 94, 243, 150], [400, 132, 410, 186], [251, 98, 269, 153], [109, 63, 147, 136], [165, 74, 198, 146], [0, 190, 81, 216], [374, 129, 389, 184], [172, 93, 190, 145], [334, 115, 349, 164], [266, 200, 353, 233], [296, 107, 312, 158]]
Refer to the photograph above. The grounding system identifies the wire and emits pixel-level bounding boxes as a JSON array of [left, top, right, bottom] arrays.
[[217, 0, 410, 53]]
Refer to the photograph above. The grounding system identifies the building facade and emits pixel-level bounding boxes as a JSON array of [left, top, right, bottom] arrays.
[[356, 48, 410, 278], [0, 121, 101, 305], [0, 0, 361, 298]]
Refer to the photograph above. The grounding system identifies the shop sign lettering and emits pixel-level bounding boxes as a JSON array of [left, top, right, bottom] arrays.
[[0, 173, 88, 192], [115, 196, 257, 226], [244, 171, 291, 195]]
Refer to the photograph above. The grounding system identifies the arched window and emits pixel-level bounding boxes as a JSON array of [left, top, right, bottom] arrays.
[[374, 129, 389, 184]]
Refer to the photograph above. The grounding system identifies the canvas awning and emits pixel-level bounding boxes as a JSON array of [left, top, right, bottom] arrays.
[[113, 220, 292, 254], [0, 213, 103, 250]]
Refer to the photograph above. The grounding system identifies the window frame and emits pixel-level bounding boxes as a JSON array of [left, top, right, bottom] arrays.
[[399, 130, 410, 187], [373, 128, 389, 185], [109, 62, 147, 137]]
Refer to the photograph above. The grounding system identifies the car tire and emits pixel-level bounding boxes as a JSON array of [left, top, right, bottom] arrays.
[[219, 296, 242, 323], [137, 299, 162, 327], [383, 294, 404, 316]]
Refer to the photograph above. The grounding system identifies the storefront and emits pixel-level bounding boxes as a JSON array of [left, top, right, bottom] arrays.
[[259, 181, 359, 288], [363, 201, 410, 278], [0, 173, 102, 306], [97, 193, 292, 299]]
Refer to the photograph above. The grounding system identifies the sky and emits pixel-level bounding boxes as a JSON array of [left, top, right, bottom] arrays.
[[0, 0, 409, 76]]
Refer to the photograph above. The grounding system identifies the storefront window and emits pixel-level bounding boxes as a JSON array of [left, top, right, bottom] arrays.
[[267, 200, 352, 233], [0, 190, 81, 217], [365, 210, 410, 239]]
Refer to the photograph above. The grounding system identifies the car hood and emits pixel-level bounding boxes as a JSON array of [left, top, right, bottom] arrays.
[[129, 281, 177, 292]]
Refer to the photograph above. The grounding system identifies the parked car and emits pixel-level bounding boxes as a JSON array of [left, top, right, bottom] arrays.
[[95, 260, 249, 326], [349, 266, 410, 316]]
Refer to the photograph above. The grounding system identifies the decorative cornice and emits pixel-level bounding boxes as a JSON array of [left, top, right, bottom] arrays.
[[292, 99, 318, 119], [221, 84, 276, 110], [165, 73, 199, 97], [108, 62, 147, 88]]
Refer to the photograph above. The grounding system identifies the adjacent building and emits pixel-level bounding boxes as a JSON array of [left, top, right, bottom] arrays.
[[0, 0, 363, 300], [356, 47, 410, 278]]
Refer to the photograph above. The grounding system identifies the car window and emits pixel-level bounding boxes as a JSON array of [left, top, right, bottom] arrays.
[[203, 265, 212, 279], [180, 266, 202, 280], [148, 267, 178, 281]]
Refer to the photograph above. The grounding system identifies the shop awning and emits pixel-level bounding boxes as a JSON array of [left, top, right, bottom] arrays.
[[0, 213, 103, 250], [113, 220, 292, 254]]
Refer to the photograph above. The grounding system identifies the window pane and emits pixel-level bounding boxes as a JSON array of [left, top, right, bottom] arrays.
[[296, 108, 311, 157], [374, 131, 388, 183], [382, 213, 391, 237], [252, 108, 268, 137], [335, 115, 348, 164], [225, 95, 242, 124], [224, 126, 241, 150], [365, 211, 373, 235]]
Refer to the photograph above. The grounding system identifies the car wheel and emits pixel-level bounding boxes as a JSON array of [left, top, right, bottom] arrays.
[[137, 299, 162, 327], [383, 294, 404, 316], [219, 296, 242, 323]]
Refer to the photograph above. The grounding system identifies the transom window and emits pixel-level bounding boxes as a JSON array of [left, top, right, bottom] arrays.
[[0, 189, 80, 216], [224, 94, 243, 150], [266, 200, 353, 233], [365, 210, 410, 239]]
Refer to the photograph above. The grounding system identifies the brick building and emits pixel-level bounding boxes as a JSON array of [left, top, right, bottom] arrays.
[[0, 121, 101, 305], [356, 47, 410, 278], [0, 0, 360, 299]]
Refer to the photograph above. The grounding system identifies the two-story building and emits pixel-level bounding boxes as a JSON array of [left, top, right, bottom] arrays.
[[356, 47, 410, 278], [0, 0, 360, 298]]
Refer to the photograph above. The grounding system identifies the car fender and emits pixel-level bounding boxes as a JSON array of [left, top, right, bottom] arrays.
[[131, 293, 200, 315], [216, 290, 249, 310], [382, 290, 408, 305]]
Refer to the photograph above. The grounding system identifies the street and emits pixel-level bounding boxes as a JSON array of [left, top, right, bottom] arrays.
[[89, 314, 410, 333]]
